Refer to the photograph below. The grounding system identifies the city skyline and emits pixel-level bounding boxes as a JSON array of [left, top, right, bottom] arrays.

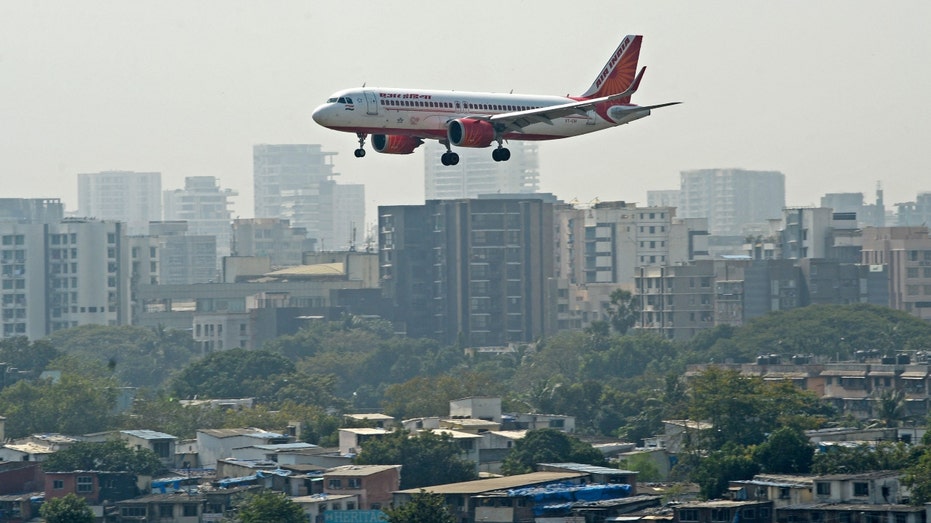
[[2, 2, 930, 221]]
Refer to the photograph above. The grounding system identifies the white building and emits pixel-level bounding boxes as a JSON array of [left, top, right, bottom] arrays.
[[424, 140, 539, 200], [678, 168, 785, 237], [164, 176, 237, 267], [77, 171, 161, 235], [254, 143, 364, 251]]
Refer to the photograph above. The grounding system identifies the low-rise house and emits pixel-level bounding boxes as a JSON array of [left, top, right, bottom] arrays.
[[429, 429, 483, 468], [196, 428, 291, 467], [673, 499, 773, 523], [502, 412, 576, 433], [344, 413, 396, 429], [0, 442, 56, 463], [393, 471, 589, 523], [0, 462, 44, 495], [338, 428, 389, 455], [538, 463, 639, 491], [113, 493, 205, 523], [401, 417, 441, 431], [45, 471, 140, 519], [292, 493, 359, 523], [323, 464, 401, 510], [728, 474, 815, 508], [230, 442, 318, 462], [777, 501, 925, 523], [0, 492, 42, 523], [119, 430, 178, 466], [812, 471, 904, 505], [476, 430, 526, 474], [203, 485, 262, 522]]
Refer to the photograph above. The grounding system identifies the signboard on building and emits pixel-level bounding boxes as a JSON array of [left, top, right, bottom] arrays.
[[325, 510, 386, 523]]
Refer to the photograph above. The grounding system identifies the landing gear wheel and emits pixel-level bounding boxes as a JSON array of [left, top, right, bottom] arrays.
[[354, 133, 368, 158], [441, 152, 460, 166], [492, 147, 511, 162]]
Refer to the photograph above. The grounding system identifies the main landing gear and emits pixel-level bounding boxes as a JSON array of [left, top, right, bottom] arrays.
[[354, 133, 367, 158], [492, 146, 511, 162], [440, 140, 459, 166]]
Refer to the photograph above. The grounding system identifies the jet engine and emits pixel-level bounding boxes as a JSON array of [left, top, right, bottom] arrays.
[[372, 134, 424, 154], [447, 118, 496, 148]]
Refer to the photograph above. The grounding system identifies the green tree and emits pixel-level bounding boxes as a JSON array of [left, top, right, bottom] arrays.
[[354, 430, 477, 489], [236, 490, 307, 523], [46, 324, 197, 389], [0, 372, 120, 438], [42, 440, 166, 475], [811, 441, 915, 474], [903, 448, 931, 505], [752, 426, 814, 474], [0, 336, 61, 379], [170, 348, 294, 399], [876, 389, 908, 428], [384, 490, 456, 523], [686, 368, 832, 451], [501, 429, 607, 475], [604, 289, 639, 334], [39, 493, 94, 523], [691, 444, 760, 499]]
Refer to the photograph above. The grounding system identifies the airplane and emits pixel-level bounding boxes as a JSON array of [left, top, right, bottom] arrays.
[[311, 35, 679, 166]]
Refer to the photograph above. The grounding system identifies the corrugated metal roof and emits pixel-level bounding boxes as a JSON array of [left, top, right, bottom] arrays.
[[265, 263, 344, 277], [122, 429, 176, 440], [396, 471, 586, 495]]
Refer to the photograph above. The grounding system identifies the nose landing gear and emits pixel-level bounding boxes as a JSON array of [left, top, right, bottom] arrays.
[[354, 133, 367, 158]]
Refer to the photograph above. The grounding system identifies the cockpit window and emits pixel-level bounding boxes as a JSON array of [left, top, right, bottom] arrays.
[[327, 97, 338, 103], [338, 97, 349, 103]]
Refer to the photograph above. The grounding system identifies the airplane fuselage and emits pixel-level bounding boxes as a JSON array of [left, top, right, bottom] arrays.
[[312, 87, 624, 143]]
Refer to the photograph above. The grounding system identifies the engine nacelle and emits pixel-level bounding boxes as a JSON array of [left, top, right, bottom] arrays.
[[372, 134, 424, 154], [447, 118, 496, 148]]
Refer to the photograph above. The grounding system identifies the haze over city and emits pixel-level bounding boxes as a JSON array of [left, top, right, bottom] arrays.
[[2, 1, 930, 219]]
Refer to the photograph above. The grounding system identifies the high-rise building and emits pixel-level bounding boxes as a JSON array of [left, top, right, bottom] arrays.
[[552, 201, 709, 329], [0, 218, 130, 339], [678, 168, 785, 237], [319, 180, 365, 252], [0, 198, 64, 224], [231, 218, 315, 267], [77, 171, 161, 235], [253, 144, 365, 251], [861, 227, 931, 320], [380, 197, 555, 346], [163, 176, 237, 266], [424, 141, 539, 200], [149, 221, 218, 284]]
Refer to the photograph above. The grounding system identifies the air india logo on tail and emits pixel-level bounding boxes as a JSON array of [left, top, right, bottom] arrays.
[[581, 35, 643, 100]]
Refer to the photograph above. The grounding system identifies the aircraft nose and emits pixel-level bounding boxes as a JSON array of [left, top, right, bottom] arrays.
[[312, 105, 328, 126]]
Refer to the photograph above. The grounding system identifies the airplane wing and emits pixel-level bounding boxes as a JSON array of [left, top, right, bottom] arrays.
[[457, 66, 678, 134]]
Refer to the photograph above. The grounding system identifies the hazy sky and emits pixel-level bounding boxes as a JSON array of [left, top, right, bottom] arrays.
[[2, 1, 930, 222]]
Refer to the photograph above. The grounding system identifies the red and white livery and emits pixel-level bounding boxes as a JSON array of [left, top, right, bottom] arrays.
[[312, 35, 679, 166]]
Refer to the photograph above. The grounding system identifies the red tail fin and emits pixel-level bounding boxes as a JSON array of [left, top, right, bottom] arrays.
[[580, 35, 643, 101]]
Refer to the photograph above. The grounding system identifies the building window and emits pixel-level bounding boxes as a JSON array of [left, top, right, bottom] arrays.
[[711, 509, 730, 522], [853, 482, 869, 497], [159, 505, 174, 518], [76, 476, 93, 493], [347, 478, 361, 488], [679, 510, 699, 522], [53, 480, 64, 489], [121, 507, 146, 517], [816, 482, 831, 496], [328, 479, 342, 489], [183, 504, 198, 517], [548, 419, 565, 429]]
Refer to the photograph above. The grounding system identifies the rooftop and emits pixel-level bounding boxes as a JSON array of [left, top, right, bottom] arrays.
[[396, 471, 586, 495]]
